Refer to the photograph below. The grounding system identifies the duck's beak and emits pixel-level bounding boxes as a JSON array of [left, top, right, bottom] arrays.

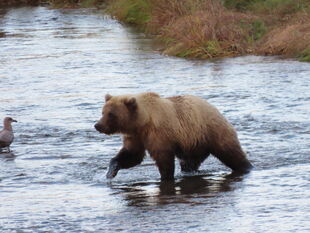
[[12, 119, 17, 123]]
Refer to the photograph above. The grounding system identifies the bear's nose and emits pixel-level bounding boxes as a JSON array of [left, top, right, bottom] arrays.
[[94, 123, 104, 132]]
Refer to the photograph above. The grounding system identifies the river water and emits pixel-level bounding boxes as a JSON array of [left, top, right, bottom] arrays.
[[0, 7, 309, 233]]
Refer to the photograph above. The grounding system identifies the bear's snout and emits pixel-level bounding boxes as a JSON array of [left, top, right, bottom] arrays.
[[95, 122, 115, 135], [94, 122, 105, 133]]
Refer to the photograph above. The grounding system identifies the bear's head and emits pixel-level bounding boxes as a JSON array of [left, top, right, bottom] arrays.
[[94, 94, 139, 135]]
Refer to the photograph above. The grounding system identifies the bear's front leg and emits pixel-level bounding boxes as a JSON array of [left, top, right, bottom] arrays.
[[106, 136, 145, 179], [106, 147, 146, 178], [151, 151, 175, 181]]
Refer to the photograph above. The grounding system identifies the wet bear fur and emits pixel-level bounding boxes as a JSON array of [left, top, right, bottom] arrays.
[[95, 92, 253, 180]]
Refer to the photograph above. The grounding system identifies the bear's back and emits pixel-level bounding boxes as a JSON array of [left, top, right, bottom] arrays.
[[166, 95, 237, 149], [166, 95, 226, 125], [134, 94, 230, 149]]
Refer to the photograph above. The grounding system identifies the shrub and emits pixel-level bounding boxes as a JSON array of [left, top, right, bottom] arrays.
[[106, 0, 151, 26], [148, 0, 257, 58], [241, 19, 267, 42], [299, 49, 310, 62]]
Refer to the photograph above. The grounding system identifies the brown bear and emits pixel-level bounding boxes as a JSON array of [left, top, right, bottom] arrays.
[[94, 92, 253, 181]]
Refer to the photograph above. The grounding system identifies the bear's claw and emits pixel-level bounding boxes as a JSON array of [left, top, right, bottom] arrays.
[[106, 159, 120, 179]]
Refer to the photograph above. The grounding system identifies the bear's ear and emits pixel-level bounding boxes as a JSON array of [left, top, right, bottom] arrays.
[[105, 94, 113, 102], [124, 97, 137, 111]]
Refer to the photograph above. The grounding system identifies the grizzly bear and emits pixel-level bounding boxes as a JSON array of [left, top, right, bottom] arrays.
[[94, 92, 253, 181]]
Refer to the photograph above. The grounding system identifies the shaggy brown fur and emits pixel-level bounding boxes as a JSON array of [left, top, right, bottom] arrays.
[[95, 92, 252, 180]]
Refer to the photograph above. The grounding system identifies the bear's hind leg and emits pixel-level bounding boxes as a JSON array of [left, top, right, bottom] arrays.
[[212, 146, 253, 174], [178, 150, 210, 173], [180, 159, 203, 172]]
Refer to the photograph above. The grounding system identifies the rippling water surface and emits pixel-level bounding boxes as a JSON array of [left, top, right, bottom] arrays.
[[0, 7, 309, 233]]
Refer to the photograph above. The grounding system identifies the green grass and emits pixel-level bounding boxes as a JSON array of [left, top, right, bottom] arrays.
[[172, 40, 224, 59], [251, 20, 267, 41], [203, 41, 223, 58], [240, 19, 267, 43], [298, 49, 310, 62], [106, 0, 151, 26]]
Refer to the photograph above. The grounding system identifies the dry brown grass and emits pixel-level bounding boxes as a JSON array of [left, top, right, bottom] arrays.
[[104, 0, 309, 60], [258, 14, 310, 57], [147, 0, 256, 58]]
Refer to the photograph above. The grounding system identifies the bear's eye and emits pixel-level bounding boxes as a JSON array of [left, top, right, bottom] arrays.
[[108, 112, 116, 119]]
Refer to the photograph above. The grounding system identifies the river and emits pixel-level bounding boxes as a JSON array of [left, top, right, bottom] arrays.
[[0, 7, 309, 233]]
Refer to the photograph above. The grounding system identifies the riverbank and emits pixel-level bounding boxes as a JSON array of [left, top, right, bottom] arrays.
[[2, 0, 309, 61], [105, 0, 310, 61], [0, 0, 104, 7], [0, 0, 41, 6]]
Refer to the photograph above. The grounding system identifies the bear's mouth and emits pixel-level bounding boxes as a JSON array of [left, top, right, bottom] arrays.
[[94, 123, 117, 135], [94, 123, 108, 134]]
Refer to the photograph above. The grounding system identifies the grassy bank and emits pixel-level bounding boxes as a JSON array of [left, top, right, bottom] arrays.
[[105, 0, 310, 61], [0, 0, 104, 7], [2, 0, 309, 61]]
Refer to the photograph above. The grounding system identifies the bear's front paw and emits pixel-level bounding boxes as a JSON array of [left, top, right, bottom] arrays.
[[106, 159, 120, 179]]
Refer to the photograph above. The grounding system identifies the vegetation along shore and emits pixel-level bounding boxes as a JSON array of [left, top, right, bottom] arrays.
[[2, 0, 309, 61]]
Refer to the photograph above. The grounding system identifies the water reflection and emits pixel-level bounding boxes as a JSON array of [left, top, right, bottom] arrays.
[[109, 174, 244, 207], [0, 152, 17, 161]]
